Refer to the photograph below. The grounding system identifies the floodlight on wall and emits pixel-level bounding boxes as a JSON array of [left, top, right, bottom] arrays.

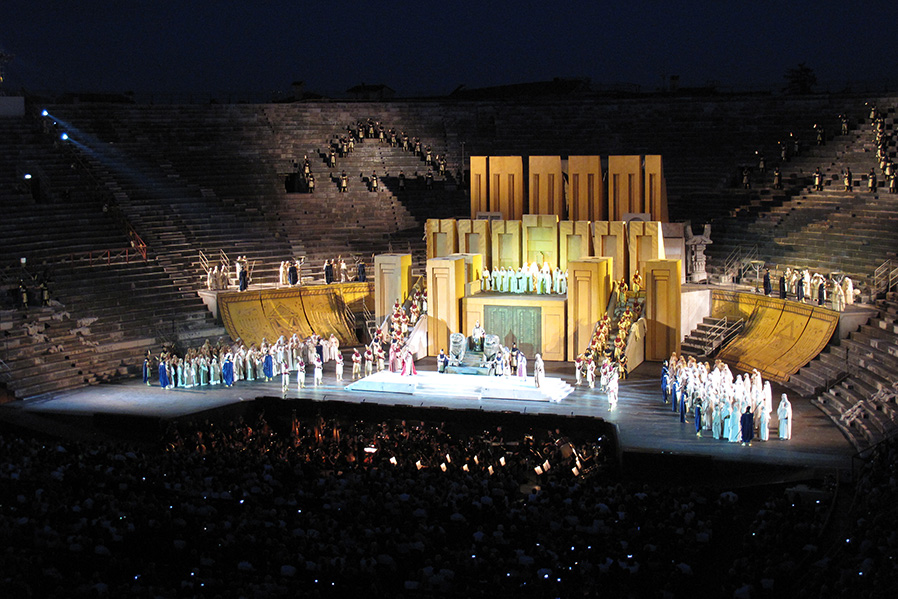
[[41, 109, 49, 117], [24, 173, 31, 180], [60, 133, 69, 141]]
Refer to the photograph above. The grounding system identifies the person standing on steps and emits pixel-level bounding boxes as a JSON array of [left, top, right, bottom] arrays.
[[813, 167, 823, 191]]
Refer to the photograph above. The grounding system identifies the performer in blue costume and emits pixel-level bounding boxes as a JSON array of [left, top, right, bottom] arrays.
[[694, 398, 703, 437], [263, 350, 274, 381], [143, 352, 152, 386], [670, 377, 679, 413], [222, 355, 235, 387], [740, 407, 754, 446], [158, 359, 170, 389], [679, 388, 687, 423], [660, 361, 669, 404]]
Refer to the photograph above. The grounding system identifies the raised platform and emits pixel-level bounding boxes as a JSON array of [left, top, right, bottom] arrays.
[[344, 370, 573, 402], [463, 291, 567, 361]]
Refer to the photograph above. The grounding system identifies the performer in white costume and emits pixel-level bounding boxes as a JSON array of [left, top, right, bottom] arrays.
[[533, 354, 545, 388], [777, 394, 793, 439]]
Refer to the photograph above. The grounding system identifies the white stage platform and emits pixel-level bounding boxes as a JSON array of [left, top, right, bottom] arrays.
[[344, 370, 574, 403]]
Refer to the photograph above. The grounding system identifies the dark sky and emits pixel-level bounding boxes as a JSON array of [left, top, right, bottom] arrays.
[[2, 1, 896, 98]]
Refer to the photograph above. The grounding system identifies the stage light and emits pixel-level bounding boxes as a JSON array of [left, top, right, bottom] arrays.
[[60, 132, 69, 141], [41, 109, 48, 117], [24, 173, 31, 179]]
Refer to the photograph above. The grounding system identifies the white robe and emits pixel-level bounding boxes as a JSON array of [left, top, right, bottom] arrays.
[[758, 405, 770, 441], [534, 356, 545, 388], [777, 398, 793, 439]]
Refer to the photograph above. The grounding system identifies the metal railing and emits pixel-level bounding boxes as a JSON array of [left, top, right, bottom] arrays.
[[874, 259, 898, 294], [723, 244, 759, 283], [63, 246, 147, 266], [698, 317, 744, 357]]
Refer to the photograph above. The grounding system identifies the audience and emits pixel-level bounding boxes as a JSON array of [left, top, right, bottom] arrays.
[[1, 402, 892, 597]]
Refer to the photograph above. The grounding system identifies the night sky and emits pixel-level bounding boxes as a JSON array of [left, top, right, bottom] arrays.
[[2, 1, 896, 99]]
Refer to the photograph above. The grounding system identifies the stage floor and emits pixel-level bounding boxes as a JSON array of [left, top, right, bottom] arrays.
[[1, 359, 853, 471]]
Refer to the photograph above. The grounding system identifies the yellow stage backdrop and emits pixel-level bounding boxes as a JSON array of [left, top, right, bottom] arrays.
[[712, 291, 838, 382], [218, 284, 369, 347]]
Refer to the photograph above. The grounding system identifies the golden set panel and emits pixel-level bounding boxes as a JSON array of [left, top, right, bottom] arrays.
[[456, 218, 491, 262], [528, 156, 564, 218], [425, 218, 459, 260], [558, 220, 592, 271], [490, 219, 523, 269], [566, 257, 612, 360], [593, 221, 627, 283], [627, 221, 666, 283], [521, 214, 559, 268], [568, 155, 604, 221], [426, 256, 467, 356], [644, 259, 681, 361], [644, 155, 668, 222], [488, 156, 525, 220], [374, 253, 412, 323], [470, 156, 489, 218], [469, 155, 667, 223], [607, 155, 643, 220]]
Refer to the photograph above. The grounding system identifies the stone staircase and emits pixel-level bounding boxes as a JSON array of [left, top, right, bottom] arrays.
[[680, 316, 745, 359], [786, 298, 898, 450], [708, 100, 898, 286]]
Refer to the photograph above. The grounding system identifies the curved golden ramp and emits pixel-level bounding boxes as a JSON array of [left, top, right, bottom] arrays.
[[218, 283, 371, 347], [712, 291, 839, 383]]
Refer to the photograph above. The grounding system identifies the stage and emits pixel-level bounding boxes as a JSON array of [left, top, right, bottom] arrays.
[[1, 359, 854, 472]]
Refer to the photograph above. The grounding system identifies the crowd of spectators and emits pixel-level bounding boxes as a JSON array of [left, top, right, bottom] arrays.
[[0, 404, 891, 598], [794, 437, 898, 597]]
